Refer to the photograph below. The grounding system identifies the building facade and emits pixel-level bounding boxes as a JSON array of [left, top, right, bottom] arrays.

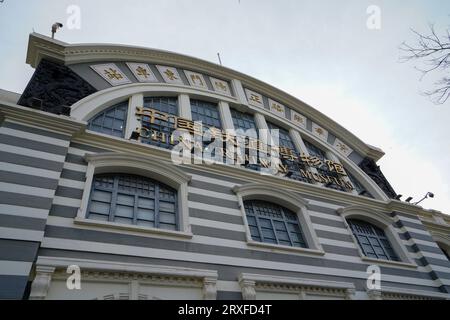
[[0, 33, 449, 300]]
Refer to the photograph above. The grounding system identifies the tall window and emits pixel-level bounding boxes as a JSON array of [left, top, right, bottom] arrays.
[[244, 200, 307, 248], [303, 140, 346, 191], [231, 109, 257, 137], [87, 173, 178, 230], [347, 219, 398, 261], [267, 121, 297, 151], [190, 99, 222, 129], [347, 171, 373, 198], [266, 122, 312, 183], [87, 102, 128, 138], [140, 97, 178, 149], [144, 97, 178, 115]]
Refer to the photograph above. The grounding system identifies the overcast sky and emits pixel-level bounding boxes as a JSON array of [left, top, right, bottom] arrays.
[[1, 0, 449, 213]]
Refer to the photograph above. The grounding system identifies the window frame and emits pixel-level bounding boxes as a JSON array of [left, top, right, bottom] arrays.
[[87, 173, 178, 230], [76, 153, 192, 239], [87, 101, 129, 138], [233, 183, 324, 255], [338, 206, 416, 267]]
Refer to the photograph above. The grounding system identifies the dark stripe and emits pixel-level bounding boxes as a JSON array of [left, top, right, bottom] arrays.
[[321, 244, 359, 257], [181, 166, 246, 184], [191, 225, 247, 241], [49, 204, 78, 218], [55, 186, 83, 200], [421, 256, 450, 268], [65, 153, 87, 166], [189, 180, 234, 195], [189, 208, 244, 225], [69, 142, 108, 153], [406, 231, 435, 243], [310, 215, 345, 228], [0, 214, 47, 231], [315, 229, 353, 242], [3, 121, 70, 141], [188, 193, 239, 209], [0, 191, 52, 210], [217, 291, 242, 300], [0, 170, 58, 190], [414, 243, 444, 255], [60, 169, 85, 182], [0, 133, 68, 156], [397, 219, 428, 231], [0, 151, 63, 172], [0, 239, 39, 262], [0, 275, 29, 299]]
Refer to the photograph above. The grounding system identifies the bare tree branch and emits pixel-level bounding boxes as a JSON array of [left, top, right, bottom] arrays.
[[400, 24, 450, 104]]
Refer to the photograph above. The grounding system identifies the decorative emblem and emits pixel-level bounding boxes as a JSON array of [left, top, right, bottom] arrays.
[[126, 63, 158, 82], [268, 99, 286, 117], [333, 138, 353, 157], [184, 70, 208, 89], [91, 63, 131, 86], [312, 122, 328, 141], [291, 110, 306, 129], [156, 65, 184, 85], [210, 77, 231, 95], [245, 89, 264, 108]]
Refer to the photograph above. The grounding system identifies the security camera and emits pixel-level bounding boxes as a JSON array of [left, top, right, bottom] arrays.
[[428, 192, 434, 198], [51, 22, 64, 38]]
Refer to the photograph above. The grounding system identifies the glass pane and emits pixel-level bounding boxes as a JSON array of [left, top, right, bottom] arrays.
[[159, 212, 176, 224], [116, 194, 135, 206], [89, 201, 110, 215], [114, 205, 134, 218], [91, 190, 112, 203]]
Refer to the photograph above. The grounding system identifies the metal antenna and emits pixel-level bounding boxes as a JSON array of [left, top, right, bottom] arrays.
[[217, 53, 222, 66]]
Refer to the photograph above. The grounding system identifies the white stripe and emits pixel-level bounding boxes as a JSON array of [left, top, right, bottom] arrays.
[[0, 143, 65, 162], [319, 237, 356, 249], [0, 181, 54, 198], [58, 178, 85, 190], [190, 217, 245, 232], [0, 261, 33, 276], [63, 162, 87, 173], [68, 147, 93, 157], [312, 223, 351, 235], [216, 280, 241, 292], [0, 162, 61, 179], [189, 173, 237, 188], [41, 237, 440, 288], [189, 187, 237, 201], [188, 201, 242, 217], [0, 204, 48, 219], [404, 238, 440, 248], [307, 200, 341, 210], [0, 227, 44, 242], [308, 210, 344, 222], [52, 196, 81, 208], [5, 120, 72, 137], [402, 227, 431, 236], [0, 127, 69, 147], [419, 251, 450, 261], [393, 215, 423, 225]]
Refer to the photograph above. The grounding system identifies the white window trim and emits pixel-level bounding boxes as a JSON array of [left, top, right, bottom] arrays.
[[31, 256, 218, 300], [337, 205, 417, 268], [232, 183, 324, 256], [238, 273, 356, 300], [76, 152, 193, 238]]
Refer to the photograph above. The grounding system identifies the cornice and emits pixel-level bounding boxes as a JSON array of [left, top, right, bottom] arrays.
[[25, 32, 384, 161], [0, 100, 85, 136]]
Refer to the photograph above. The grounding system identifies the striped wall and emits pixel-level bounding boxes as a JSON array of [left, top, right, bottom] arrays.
[[0, 120, 71, 299], [26, 140, 450, 299]]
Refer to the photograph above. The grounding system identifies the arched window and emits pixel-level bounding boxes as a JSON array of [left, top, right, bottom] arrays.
[[347, 218, 398, 261], [243, 200, 307, 248], [87, 173, 178, 230], [87, 102, 128, 137], [190, 99, 222, 129]]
